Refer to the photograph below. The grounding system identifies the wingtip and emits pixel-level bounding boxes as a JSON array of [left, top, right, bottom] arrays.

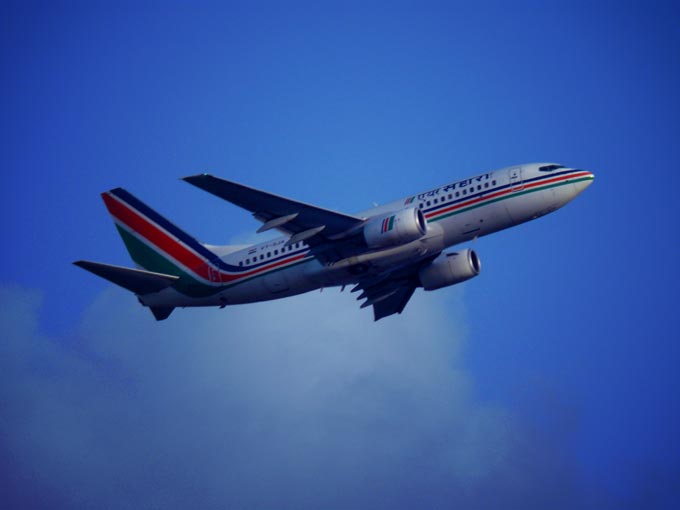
[[181, 173, 212, 183]]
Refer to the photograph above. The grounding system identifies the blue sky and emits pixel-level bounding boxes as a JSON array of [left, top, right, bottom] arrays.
[[2, 2, 679, 508]]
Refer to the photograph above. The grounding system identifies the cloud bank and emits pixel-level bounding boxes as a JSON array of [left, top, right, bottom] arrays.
[[1, 286, 585, 509]]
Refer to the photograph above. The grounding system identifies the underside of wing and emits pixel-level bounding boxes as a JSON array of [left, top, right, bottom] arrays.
[[352, 255, 437, 321], [370, 284, 417, 321]]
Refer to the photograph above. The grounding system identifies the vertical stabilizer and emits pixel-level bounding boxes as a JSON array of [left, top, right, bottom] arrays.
[[101, 188, 219, 278]]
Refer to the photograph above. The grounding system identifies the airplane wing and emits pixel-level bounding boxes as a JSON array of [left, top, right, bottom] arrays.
[[183, 174, 436, 319], [183, 174, 367, 262], [352, 255, 437, 321], [353, 277, 417, 321]]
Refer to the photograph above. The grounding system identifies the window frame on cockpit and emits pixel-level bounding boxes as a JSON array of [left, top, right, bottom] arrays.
[[538, 164, 565, 172]]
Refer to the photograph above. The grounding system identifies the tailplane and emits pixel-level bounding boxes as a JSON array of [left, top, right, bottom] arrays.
[[73, 260, 178, 320], [73, 261, 179, 295]]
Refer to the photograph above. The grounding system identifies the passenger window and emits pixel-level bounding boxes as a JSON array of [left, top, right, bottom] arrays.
[[484, 182, 489, 188], [419, 203, 423, 209], [434, 198, 438, 204], [477, 185, 481, 191], [448, 194, 452, 200], [455, 191, 459, 197], [492, 180, 497, 185], [274, 250, 278, 255], [463, 189, 467, 195], [426, 201, 431, 206], [260, 254, 264, 260]]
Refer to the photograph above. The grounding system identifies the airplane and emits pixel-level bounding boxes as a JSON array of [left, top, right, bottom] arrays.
[[75, 163, 594, 321]]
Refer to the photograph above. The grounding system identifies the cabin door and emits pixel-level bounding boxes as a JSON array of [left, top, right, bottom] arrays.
[[509, 166, 524, 191]]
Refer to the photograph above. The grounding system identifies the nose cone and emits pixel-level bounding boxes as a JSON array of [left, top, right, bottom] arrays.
[[573, 170, 595, 195]]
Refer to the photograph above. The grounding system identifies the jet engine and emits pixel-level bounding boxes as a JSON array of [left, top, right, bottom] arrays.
[[363, 208, 427, 249], [418, 249, 481, 290]]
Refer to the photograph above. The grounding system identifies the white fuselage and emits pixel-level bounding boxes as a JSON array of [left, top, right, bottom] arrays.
[[141, 163, 593, 309]]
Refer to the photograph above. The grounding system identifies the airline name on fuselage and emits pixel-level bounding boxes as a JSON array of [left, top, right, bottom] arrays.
[[413, 173, 493, 202]]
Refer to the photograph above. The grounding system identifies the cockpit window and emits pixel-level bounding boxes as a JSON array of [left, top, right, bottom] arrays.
[[539, 164, 565, 172]]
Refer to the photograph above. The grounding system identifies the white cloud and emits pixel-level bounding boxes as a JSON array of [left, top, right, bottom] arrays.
[[0, 285, 586, 509]]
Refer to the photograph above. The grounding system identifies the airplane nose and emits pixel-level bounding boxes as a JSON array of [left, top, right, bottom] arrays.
[[573, 170, 594, 195]]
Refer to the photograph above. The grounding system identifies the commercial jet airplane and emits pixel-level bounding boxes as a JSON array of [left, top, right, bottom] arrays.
[[75, 163, 594, 321]]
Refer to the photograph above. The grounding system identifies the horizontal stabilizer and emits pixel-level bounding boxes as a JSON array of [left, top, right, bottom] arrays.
[[73, 260, 179, 295]]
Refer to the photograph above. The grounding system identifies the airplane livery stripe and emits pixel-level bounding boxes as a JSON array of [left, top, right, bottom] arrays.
[[109, 188, 225, 266], [424, 171, 592, 221], [103, 168, 591, 297], [115, 225, 220, 296], [104, 191, 313, 289], [103, 192, 215, 280], [115, 225, 312, 297]]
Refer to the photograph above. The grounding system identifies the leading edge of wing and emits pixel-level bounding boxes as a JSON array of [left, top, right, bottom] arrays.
[[182, 174, 364, 238]]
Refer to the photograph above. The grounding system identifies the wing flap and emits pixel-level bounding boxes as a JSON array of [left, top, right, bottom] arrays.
[[352, 253, 441, 320], [372, 285, 416, 321], [354, 277, 418, 321]]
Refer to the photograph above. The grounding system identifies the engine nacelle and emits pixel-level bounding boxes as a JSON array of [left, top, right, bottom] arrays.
[[363, 208, 427, 249], [418, 249, 481, 290]]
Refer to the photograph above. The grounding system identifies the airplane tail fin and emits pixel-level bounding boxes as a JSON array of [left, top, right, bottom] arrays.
[[76, 188, 231, 321], [100, 188, 219, 279]]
